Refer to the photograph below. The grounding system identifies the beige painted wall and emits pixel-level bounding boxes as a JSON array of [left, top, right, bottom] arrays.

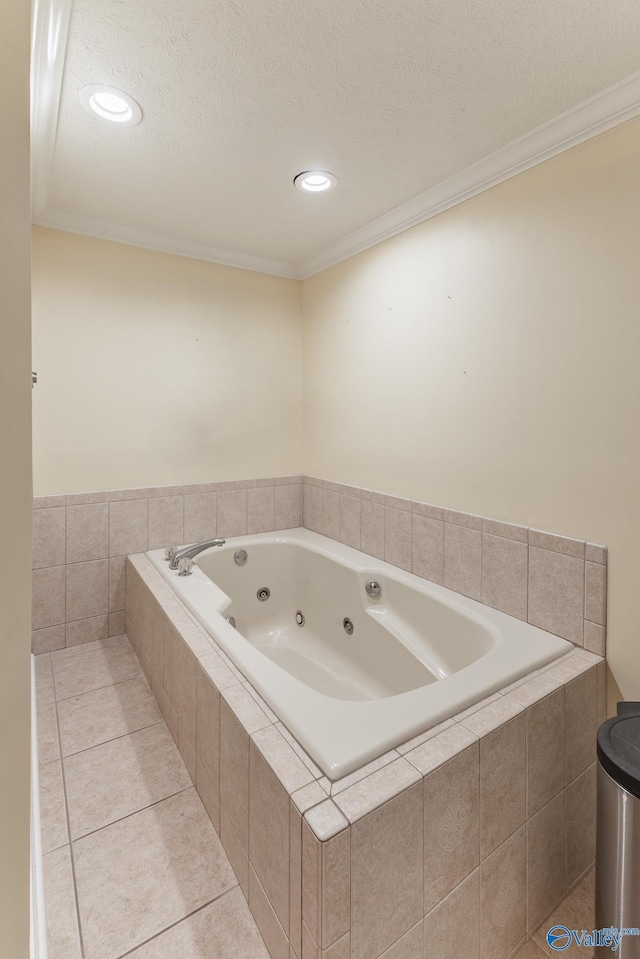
[[302, 118, 640, 701], [32, 227, 303, 494], [0, 0, 32, 953]]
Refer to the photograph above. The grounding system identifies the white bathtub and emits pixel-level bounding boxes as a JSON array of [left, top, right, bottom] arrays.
[[148, 529, 571, 779]]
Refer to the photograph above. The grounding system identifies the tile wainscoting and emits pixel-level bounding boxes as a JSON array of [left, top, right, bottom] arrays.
[[126, 550, 605, 959], [32, 472, 607, 659], [31, 476, 303, 654], [302, 477, 607, 654]]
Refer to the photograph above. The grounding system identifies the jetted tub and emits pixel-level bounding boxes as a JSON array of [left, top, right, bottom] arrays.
[[148, 528, 571, 779]]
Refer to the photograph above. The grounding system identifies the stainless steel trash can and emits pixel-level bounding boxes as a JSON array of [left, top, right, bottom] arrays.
[[596, 704, 640, 957]]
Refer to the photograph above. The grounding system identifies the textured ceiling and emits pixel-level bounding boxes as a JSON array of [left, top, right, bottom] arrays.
[[47, 0, 640, 269]]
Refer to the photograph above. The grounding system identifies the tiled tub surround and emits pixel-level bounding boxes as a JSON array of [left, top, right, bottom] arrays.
[[126, 551, 606, 959], [302, 476, 608, 655], [31, 476, 302, 654], [147, 530, 571, 780]]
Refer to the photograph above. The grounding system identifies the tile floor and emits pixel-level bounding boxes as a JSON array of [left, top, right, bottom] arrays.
[[35, 634, 270, 959], [35, 633, 596, 959]]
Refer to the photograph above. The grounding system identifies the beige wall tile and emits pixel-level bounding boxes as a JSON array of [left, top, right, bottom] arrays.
[[565, 667, 597, 784], [526, 689, 565, 818], [406, 723, 478, 776], [249, 865, 290, 959], [360, 500, 385, 561], [250, 741, 291, 934], [480, 826, 526, 959], [248, 486, 275, 534], [195, 755, 219, 833], [424, 869, 480, 959], [221, 805, 249, 897], [65, 559, 108, 624], [528, 547, 584, 644], [444, 510, 482, 530], [178, 721, 197, 782], [109, 610, 125, 636], [32, 565, 66, 629], [220, 698, 250, 849], [109, 499, 148, 556], [585, 562, 607, 626], [65, 614, 109, 648], [378, 921, 423, 959], [597, 662, 607, 726], [303, 484, 323, 533], [566, 763, 596, 887], [460, 697, 523, 737], [340, 494, 361, 549], [196, 662, 220, 788], [184, 492, 217, 542], [584, 621, 606, 657], [32, 624, 66, 654], [526, 792, 566, 934], [321, 828, 350, 948], [481, 534, 528, 621], [163, 624, 197, 744], [350, 782, 423, 959], [35, 653, 56, 705], [290, 802, 303, 958], [275, 484, 302, 530], [385, 507, 412, 572], [585, 543, 607, 565], [424, 743, 480, 913], [330, 750, 398, 796], [444, 523, 482, 600], [322, 490, 342, 540], [333, 757, 421, 823], [33, 507, 66, 569], [251, 725, 314, 794], [528, 530, 585, 559], [305, 801, 349, 842], [108, 556, 126, 612], [302, 820, 321, 945], [411, 514, 444, 585], [35, 494, 67, 509], [148, 495, 184, 550], [481, 518, 528, 543], [217, 489, 248, 538], [480, 715, 525, 859], [66, 503, 109, 563]]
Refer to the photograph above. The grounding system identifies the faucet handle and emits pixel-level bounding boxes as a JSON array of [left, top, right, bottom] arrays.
[[177, 557, 193, 577], [164, 545, 177, 562]]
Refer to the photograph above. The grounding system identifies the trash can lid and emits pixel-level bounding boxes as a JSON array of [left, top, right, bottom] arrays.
[[597, 703, 640, 800]]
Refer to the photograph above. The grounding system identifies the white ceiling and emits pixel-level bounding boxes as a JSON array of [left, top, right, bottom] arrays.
[[34, 0, 640, 276]]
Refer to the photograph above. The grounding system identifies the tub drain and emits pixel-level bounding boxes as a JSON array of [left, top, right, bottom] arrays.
[[295, 610, 305, 626], [257, 587, 270, 602], [343, 617, 354, 635]]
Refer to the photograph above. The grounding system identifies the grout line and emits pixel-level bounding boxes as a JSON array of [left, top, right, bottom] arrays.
[[53, 668, 144, 704], [114, 884, 241, 959], [60, 717, 165, 761], [46, 688, 87, 958], [70, 784, 195, 845]]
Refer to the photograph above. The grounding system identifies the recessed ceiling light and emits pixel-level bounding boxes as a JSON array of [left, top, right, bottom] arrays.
[[294, 171, 337, 193], [79, 85, 142, 126]]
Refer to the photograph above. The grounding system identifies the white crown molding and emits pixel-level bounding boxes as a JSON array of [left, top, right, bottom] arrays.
[[34, 208, 301, 278], [31, 0, 72, 217], [31, 0, 640, 284], [298, 70, 640, 278]]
